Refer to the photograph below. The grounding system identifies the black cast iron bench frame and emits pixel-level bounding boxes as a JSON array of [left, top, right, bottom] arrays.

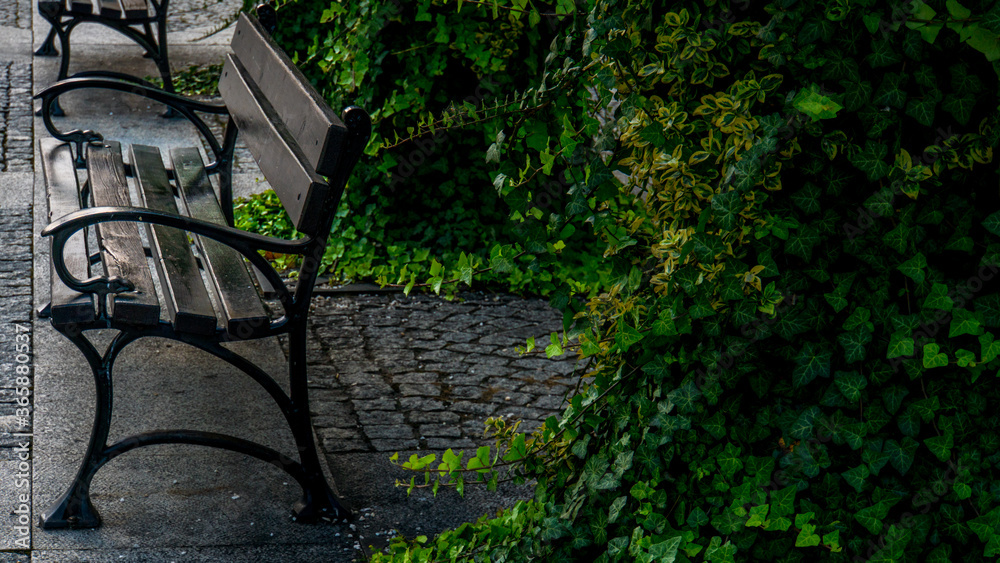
[[36, 0, 175, 98], [34, 6, 370, 529]]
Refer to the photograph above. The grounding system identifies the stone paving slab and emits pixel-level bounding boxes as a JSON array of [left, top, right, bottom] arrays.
[[300, 293, 584, 456]]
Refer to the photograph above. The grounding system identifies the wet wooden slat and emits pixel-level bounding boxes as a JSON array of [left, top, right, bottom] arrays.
[[217, 53, 329, 235], [40, 139, 95, 326], [87, 140, 160, 326], [131, 144, 218, 335], [229, 13, 346, 178], [171, 147, 269, 338]]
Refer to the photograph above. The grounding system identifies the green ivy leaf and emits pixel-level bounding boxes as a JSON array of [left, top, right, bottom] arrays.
[[770, 485, 796, 518], [942, 93, 975, 126], [950, 308, 983, 337], [746, 504, 769, 527], [872, 72, 907, 108], [887, 330, 914, 359], [711, 190, 743, 231], [711, 508, 746, 534], [841, 80, 873, 112], [793, 343, 832, 387], [792, 84, 844, 121], [923, 283, 954, 310], [718, 443, 743, 480], [615, 323, 644, 352], [842, 464, 870, 492], [884, 437, 919, 475], [980, 332, 1000, 363], [608, 496, 628, 524], [866, 39, 902, 67], [983, 211, 1000, 237], [897, 252, 927, 283], [687, 506, 709, 528], [795, 523, 822, 547], [834, 370, 867, 402], [905, 96, 936, 126], [849, 141, 891, 181], [956, 348, 976, 367], [924, 434, 954, 461], [839, 327, 872, 363], [922, 343, 949, 368], [855, 503, 887, 534]]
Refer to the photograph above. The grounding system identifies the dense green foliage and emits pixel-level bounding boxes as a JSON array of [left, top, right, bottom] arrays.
[[264, 0, 1000, 560], [253, 0, 606, 296]]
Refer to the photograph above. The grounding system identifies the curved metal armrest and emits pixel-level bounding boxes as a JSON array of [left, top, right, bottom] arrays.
[[35, 77, 229, 165], [43, 206, 310, 313]]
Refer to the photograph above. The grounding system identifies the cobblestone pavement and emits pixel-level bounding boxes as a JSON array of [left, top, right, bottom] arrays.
[[0, 62, 33, 172], [0, 210, 34, 456], [295, 293, 586, 456], [0, 0, 31, 29]]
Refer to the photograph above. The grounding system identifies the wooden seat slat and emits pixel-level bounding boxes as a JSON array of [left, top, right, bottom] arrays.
[[41, 139, 95, 326], [86, 141, 160, 326], [230, 15, 346, 178], [171, 147, 269, 338], [131, 144, 218, 335], [218, 54, 329, 235]]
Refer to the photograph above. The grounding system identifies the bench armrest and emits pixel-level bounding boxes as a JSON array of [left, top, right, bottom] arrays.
[[35, 78, 229, 165], [43, 206, 311, 310]]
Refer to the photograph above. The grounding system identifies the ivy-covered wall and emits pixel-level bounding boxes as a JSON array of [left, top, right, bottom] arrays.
[[266, 0, 1000, 560]]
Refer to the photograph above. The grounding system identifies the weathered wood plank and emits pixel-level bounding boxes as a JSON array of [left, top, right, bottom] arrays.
[[97, 0, 122, 19], [230, 13, 346, 178], [217, 54, 329, 235], [40, 139, 95, 326], [131, 144, 218, 335], [171, 147, 269, 338], [87, 140, 160, 326], [69, 0, 93, 15], [119, 0, 147, 18]]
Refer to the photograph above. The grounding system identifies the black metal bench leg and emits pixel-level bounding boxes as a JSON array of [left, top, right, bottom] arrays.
[[40, 330, 133, 529], [36, 26, 59, 56], [286, 323, 349, 521]]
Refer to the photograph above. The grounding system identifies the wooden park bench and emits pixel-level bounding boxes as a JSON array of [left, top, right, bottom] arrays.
[[34, 6, 370, 528], [36, 0, 175, 98]]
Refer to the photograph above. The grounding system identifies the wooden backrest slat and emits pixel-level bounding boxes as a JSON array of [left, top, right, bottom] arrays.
[[171, 147, 270, 338], [217, 53, 329, 234], [70, 0, 93, 14], [41, 139, 95, 326], [131, 144, 218, 335], [98, 0, 122, 18], [118, 0, 147, 18], [87, 140, 160, 326], [229, 14, 345, 178]]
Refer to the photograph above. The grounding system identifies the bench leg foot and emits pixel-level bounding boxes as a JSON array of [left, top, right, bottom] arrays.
[[35, 27, 59, 56], [292, 483, 351, 523], [39, 487, 102, 529]]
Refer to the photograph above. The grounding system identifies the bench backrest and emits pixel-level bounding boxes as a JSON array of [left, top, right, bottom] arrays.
[[218, 13, 348, 236]]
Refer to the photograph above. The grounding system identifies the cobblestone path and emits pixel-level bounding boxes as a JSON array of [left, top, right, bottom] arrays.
[[0, 61, 33, 173], [0, 210, 33, 454], [298, 293, 586, 456]]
